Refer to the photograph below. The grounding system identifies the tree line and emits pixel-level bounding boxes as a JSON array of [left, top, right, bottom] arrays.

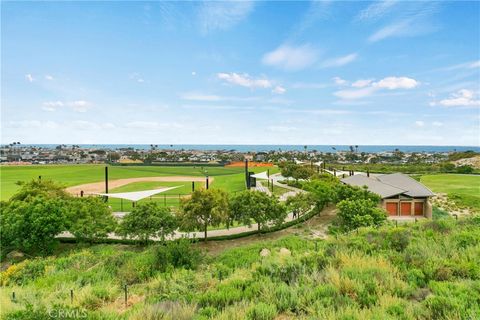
[[1, 173, 388, 257]]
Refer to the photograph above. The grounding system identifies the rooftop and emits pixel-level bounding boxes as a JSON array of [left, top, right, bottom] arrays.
[[341, 173, 435, 199]]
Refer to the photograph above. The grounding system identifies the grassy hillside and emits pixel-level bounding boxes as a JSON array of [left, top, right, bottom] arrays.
[[2, 216, 479, 319], [421, 174, 480, 211]]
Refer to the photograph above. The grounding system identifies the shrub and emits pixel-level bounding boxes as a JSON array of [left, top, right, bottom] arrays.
[[387, 228, 410, 252], [1, 196, 67, 254], [336, 199, 387, 232], [65, 197, 116, 242], [153, 239, 203, 272], [432, 206, 449, 220], [1, 259, 47, 286], [274, 283, 299, 313], [246, 302, 277, 320]]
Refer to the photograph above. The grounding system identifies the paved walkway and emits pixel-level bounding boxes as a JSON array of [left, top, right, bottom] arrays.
[[58, 209, 308, 241], [58, 175, 318, 242]]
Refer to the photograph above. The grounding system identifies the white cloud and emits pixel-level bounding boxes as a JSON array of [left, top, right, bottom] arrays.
[[333, 77, 348, 86], [351, 79, 374, 88], [367, 2, 439, 43], [25, 74, 34, 82], [41, 100, 91, 112], [369, 20, 410, 42], [217, 72, 273, 89], [198, 1, 254, 35], [68, 100, 91, 112], [368, 16, 437, 43], [356, 0, 399, 21], [42, 101, 64, 112], [373, 76, 419, 89], [415, 121, 425, 127], [272, 86, 286, 95], [45, 75, 54, 80], [262, 44, 318, 71], [191, 71, 197, 76], [470, 60, 480, 69], [321, 53, 358, 68], [334, 76, 419, 99], [130, 72, 145, 83], [437, 89, 480, 107], [432, 121, 443, 127]]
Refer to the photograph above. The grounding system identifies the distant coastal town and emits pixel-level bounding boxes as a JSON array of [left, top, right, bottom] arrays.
[[1, 143, 479, 169]]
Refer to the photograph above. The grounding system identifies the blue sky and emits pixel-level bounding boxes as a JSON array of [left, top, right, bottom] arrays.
[[2, 1, 479, 145]]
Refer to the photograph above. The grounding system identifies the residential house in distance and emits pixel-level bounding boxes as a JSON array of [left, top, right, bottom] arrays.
[[341, 173, 435, 218]]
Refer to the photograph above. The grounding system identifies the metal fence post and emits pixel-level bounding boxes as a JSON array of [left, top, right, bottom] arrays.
[[124, 285, 128, 308]]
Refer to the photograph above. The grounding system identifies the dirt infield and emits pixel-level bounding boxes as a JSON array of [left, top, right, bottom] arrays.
[[66, 176, 213, 195], [226, 161, 274, 167]]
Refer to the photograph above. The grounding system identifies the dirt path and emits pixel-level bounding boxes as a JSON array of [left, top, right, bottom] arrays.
[[66, 176, 213, 195], [196, 206, 337, 256]]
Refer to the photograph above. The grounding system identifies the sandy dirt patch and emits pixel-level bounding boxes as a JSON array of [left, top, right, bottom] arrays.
[[66, 176, 213, 195], [225, 161, 274, 167]]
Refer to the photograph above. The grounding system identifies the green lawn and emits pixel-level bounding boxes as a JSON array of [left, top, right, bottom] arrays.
[[420, 174, 480, 211], [0, 164, 277, 204]]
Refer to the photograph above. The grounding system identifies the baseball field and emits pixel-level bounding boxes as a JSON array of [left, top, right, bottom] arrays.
[[0, 164, 279, 210]]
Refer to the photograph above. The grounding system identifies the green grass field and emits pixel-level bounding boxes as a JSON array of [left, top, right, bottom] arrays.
[[0, 165, 279, 209], [420, 174, 480, 211]]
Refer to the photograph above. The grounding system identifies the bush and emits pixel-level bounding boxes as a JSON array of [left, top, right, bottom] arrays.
[[336, 199, 387, 232], [153, 239, 203, 272], [387, 228, 410, 252], [274, 283, 299, 313], [246, 302, 277, 320]]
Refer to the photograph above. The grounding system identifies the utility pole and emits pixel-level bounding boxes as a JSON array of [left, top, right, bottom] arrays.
[[105, 166, 109, 201], [245, 159, 251, 189]]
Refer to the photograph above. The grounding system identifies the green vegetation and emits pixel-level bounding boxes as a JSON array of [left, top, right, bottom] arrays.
[[0, 180, 115, 255], [448, 150, 479, 161], [335, 198, 387, 232], [2, 216, 479, 319], [118, 202, 177, 244], [230, 190, 287, 232], [179, 189, 231, 241], [337, 162, 479, 174], [285, 193, 315, 218], [65, 197, 117, 242], [421, 174, 480, 211], [0, 165, 278, 212]]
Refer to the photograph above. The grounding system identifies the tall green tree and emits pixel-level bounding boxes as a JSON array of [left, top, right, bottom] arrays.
[[65, 197, 116, 242], [285, 192, 315, 218], [230, 190, 287, 232], [304, 179, 337, 209], [336, 199, 387, 232], [1, 196, 67, 254], [118, 202, 177, 244], [179, 189, 229, 241], [11, 179, 69, 201]]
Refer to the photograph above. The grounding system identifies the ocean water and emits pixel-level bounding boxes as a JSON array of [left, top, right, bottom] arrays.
[[16, 144, 480, 153]]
